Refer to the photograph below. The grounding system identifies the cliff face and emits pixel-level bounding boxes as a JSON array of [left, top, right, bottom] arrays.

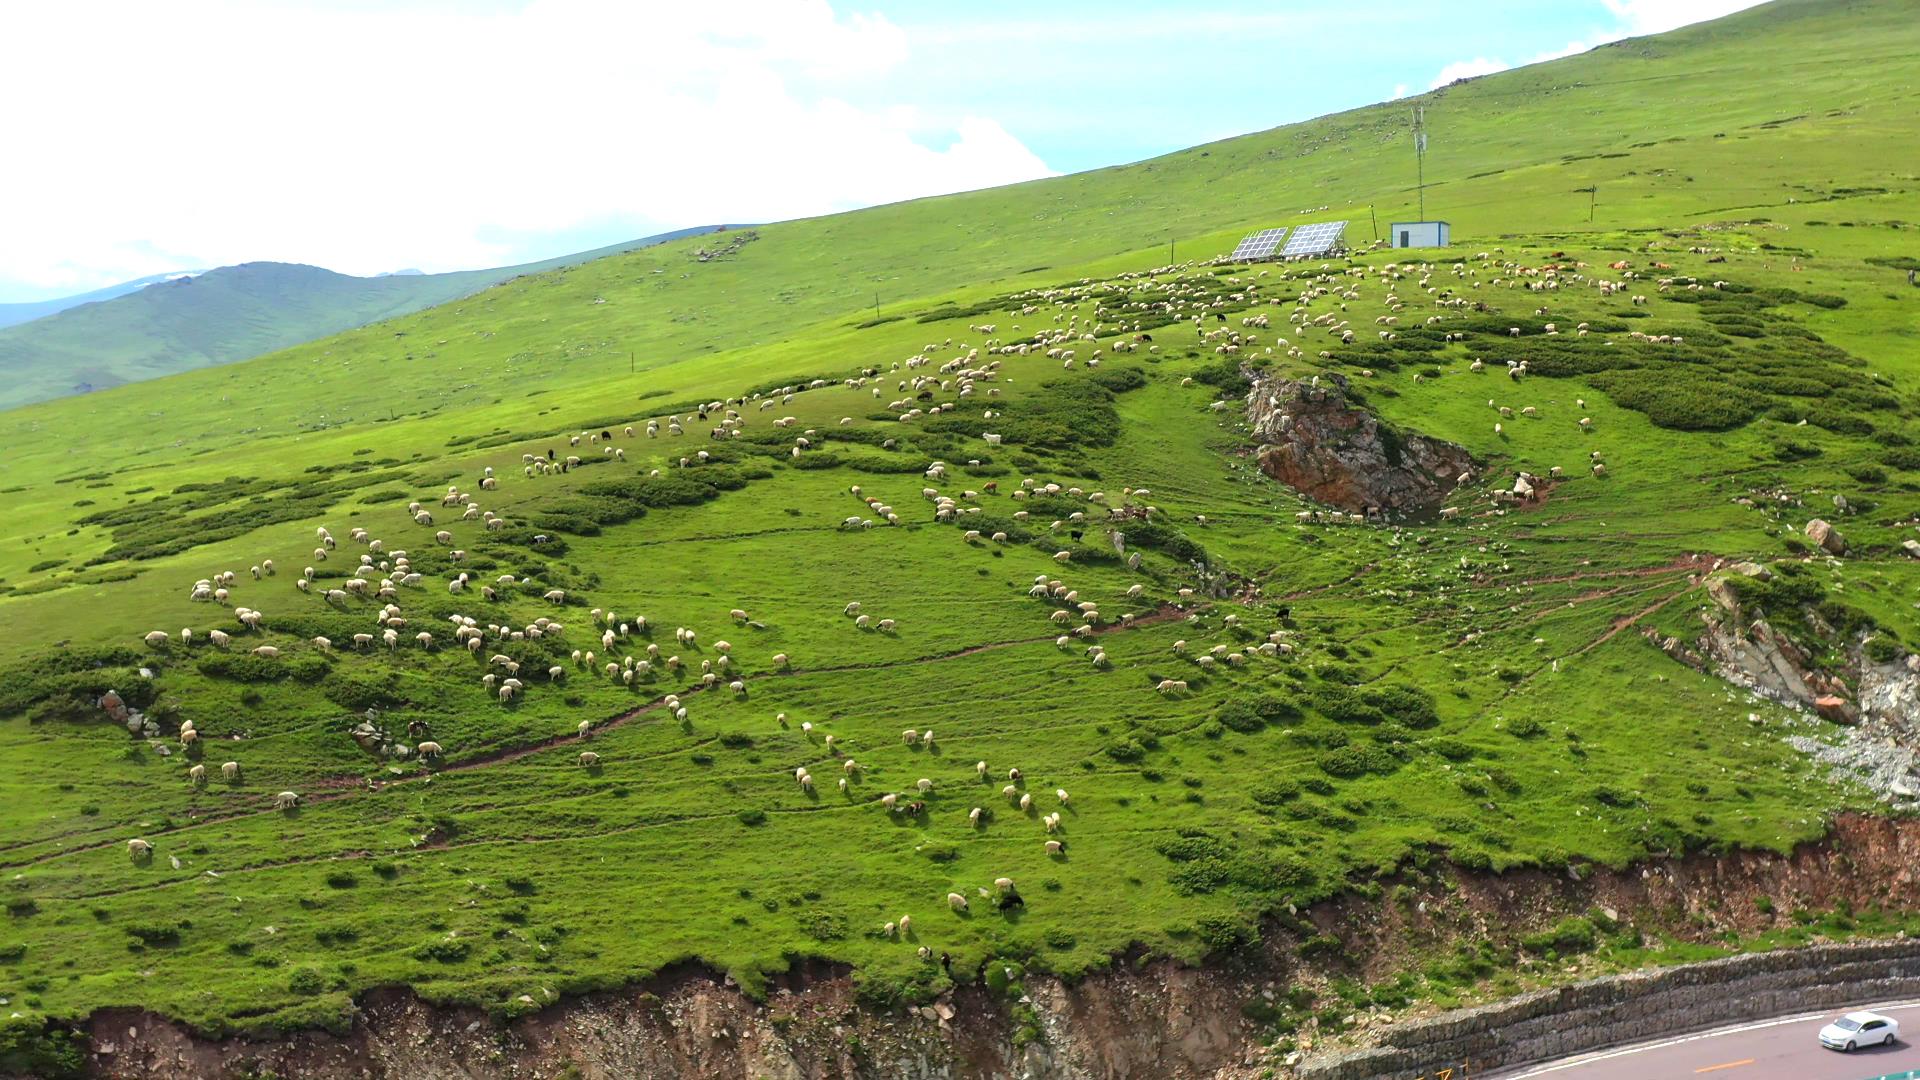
[[1244, 373, 1473, 518]]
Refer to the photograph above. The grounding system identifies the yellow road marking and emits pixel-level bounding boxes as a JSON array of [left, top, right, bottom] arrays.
[[1694, 1060, 1755, 1074]]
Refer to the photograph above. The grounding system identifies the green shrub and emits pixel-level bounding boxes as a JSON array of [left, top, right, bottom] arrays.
[[1882, 446, 1920, 471], [1522, 916, 1598, 954], [321, 670, 402, 711], [1194, 915, 1259, 957], [196, 653, 289, 682], [1215, 693, 1299, 733], [1587, 369, 1763, 430], [1317, 745, 1396, 778], [1805, 405, 1874, 436], [125, 922, 181, 946], [0, 1021, 88, 1079], [1250, 780, 1301, 805], [412, 939, 471, 963], [1865, 637, 1904, 664]]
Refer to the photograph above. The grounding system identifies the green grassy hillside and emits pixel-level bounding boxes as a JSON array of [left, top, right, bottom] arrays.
[[0, 0, 1916, 1047], [0, 226, 723, 412]]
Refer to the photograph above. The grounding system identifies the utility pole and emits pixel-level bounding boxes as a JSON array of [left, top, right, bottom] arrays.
[[1412, 106, 1427, 222], [1588, 185, 1597, 223], [629, 351, 634, 375], [1168, 238, 1175, 264], [1369, 204, 1378, 241], [874, 292, 881, 317]]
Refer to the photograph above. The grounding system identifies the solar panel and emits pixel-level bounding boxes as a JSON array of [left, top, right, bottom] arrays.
[[1282, 220, 1349, 258], [1229, 227, 1288, 261]]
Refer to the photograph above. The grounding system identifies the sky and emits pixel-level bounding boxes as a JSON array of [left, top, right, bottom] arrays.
[[0, 0, 1766, 302]]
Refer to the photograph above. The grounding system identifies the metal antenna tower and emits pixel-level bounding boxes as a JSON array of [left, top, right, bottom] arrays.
[[1412, 106, 1428, 222]]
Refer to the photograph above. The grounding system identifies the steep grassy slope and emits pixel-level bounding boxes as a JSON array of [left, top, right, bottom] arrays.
[[0, 0, 1917, 1053], [0, 226, 723, 412]]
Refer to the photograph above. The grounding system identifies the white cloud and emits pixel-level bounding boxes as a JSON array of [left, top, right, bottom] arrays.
[[0, 0, 1056, 294], [1427, 0, 1764, 91], [1601, 0, 1764, 35], [1391, 83, 1409, 100], [1429, 56, 1512, 89]]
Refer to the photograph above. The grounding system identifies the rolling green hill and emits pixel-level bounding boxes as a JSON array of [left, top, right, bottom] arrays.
[[0, 226, 725, 412], [0, 0, 1916, 1062]]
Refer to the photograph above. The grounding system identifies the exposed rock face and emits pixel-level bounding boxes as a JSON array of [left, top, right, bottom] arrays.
[[1245, 372, 1473, 517], [1693, 568, 1920, 800], [63, 816, 1920, 1080]]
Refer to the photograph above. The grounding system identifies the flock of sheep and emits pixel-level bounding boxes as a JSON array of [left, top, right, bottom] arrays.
[[118, 246, 1671, 972]]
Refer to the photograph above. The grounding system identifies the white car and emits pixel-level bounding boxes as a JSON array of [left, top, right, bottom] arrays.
[[1819, 1010, 1899, 1052]]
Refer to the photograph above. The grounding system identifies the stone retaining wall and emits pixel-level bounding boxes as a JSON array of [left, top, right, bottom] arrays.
[[1302, 939, 1920, 1079]]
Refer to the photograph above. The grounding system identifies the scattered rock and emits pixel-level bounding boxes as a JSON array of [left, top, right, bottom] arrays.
[[1805, 518, 1846, 555]]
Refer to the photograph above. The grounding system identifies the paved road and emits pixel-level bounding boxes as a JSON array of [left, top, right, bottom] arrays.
[[1489, 1001, 1920, 1080]]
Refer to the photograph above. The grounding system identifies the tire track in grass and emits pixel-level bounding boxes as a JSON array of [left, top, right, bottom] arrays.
[[49, 703, 1223, 902]]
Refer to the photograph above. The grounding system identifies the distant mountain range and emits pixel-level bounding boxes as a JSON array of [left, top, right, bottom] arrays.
[[0, 272, 205, 330], [0, 226, 726, 412]]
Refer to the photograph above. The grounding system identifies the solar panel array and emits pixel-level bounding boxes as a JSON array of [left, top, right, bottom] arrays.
[[1229, 227, 1289, 261], [1282, 220, 1349, 257]]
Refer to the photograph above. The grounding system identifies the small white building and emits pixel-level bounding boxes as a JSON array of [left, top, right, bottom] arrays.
[[1389, 221, 1450, 249]]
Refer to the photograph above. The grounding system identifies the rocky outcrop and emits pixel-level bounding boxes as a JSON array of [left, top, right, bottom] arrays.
[[1692, 565, 1920, 801], [1244, 373, 1472, 517]]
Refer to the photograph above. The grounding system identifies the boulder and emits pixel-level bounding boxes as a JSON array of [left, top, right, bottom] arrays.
[[1805, 518, 1846, 555], [1813, 695, 1856, 724], [1902, 539, 1920, 559]]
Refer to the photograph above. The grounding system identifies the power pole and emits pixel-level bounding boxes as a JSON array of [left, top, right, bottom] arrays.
[[1369, 204, 1378, 241], [629, 351, 634, 374], [1168, 238, 1175, 264], [1588, 185, 1597, 223], [1412, 106, 1428, 222], [874, 292, 881, 317]]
